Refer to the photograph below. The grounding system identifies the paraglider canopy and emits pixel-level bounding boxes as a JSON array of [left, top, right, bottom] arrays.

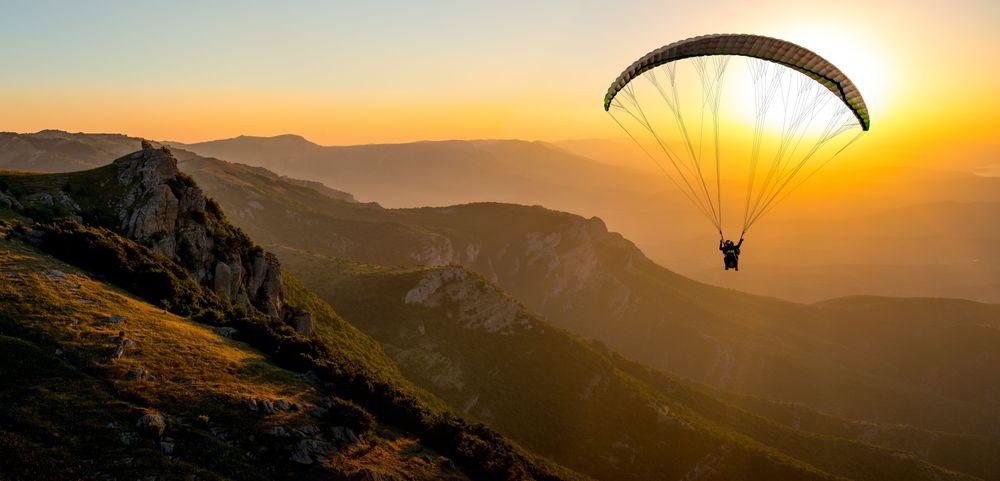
[[605, 34, 870, 131], [603, 33, 871, 242]]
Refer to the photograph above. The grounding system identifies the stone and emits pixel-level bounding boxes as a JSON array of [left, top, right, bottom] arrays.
[[136, 412, 167, 438], [23, 229, 44, 245], [21, 191, 80, 216], [242, 397, 258, 412], [297, 438, 335, 457], [214, 327, 238, 338], [289, 449, 312, 465], [119, 432, 140, 446], [331, 426, 360, 444], [291, 312, 314, 336], [159, 440, 175, 454], [125, 367, 147, 380], [259, 398, 276, 414], [105, 316, 125, 324], [0, 191, 22, 211]]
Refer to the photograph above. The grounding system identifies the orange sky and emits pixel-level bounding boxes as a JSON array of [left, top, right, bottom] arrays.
[[2, 1, 997, 170]]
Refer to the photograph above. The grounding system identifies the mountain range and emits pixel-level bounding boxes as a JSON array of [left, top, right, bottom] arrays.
[[1, 130, 998, 480], [164, 133, 1000, 304]]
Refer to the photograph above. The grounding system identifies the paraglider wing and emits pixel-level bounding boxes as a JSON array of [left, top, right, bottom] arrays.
[[604, 34, 870, 131]]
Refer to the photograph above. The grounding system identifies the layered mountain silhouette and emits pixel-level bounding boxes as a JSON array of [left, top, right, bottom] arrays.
[[163, 133, 1000, 304], [2, 130, 999, 480]]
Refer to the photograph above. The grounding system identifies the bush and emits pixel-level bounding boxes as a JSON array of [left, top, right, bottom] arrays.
[[325, 397, 375, 434], [29, 221, 213, 315]]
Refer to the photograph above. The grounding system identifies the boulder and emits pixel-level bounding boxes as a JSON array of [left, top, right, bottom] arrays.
[[0, 191, 22, 211], [214, 327, 238, 338], [119, 432, 140, 446], [136, 412, 167, 438], [289, 449, 312, 465], [21, 191, 81, 217], [266, 425, 291, 437], [159, 440, 175, 454], [291, 312, 314, 336]]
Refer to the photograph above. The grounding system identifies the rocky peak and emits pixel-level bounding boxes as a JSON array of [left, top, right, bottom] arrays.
[[403, 267, 532, 334], [111, 142, 295, 320]]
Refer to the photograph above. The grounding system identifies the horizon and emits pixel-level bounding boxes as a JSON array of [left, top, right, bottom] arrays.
[[2, 4, 1000, 480], [3, 1, 999, 173]]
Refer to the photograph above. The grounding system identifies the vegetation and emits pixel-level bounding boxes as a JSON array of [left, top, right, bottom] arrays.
[[0, 215, 577, 480], [0, 233, 455, 480], [3, 133, 998, 480], [277, 247, 985, 481]]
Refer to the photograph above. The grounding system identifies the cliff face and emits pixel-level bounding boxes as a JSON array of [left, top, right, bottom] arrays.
[[0, 141, 303, 328], [113, 141, 288, 318]]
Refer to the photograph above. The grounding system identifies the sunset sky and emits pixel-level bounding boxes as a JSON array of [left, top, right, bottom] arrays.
[[2, 0, 997, 169]]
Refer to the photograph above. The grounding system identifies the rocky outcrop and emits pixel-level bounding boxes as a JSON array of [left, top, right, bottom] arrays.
[[290, 311, 314, 336], [111, 143, 292, 319], [16, 191, 81, 220], [0, 190, 22, 211], [136, 411, 167, 438], [404, 267, 531, 334]]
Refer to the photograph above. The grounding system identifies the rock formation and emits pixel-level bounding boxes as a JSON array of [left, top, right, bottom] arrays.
[[4, 140, 311, 330], [112, 142, 290, 317]]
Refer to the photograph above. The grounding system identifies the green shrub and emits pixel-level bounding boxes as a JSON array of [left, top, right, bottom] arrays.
[[325, 397, 375, 434]]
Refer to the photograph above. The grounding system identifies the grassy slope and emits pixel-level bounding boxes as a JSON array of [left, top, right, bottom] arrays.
[[0, 234, 464, 481], [0, 162, 588, 481], [276, 246, 979, 481], [390, 203, 1000, 437], [140, 156, 1000, 442], [4, 133, 997, 478]]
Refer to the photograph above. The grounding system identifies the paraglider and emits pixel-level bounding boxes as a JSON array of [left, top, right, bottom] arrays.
[[603, 34, 870, 270], [719, 238, 743, 271]]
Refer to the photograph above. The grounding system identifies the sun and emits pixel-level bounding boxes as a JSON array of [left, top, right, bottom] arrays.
[[774, 25, 892, 123]]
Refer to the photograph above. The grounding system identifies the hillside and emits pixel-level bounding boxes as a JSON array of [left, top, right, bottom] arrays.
[[7, 132, 999, 432], [0, 232, 464, 480], [0, 145, 585, 481], [160, 153, 1000, 442], [3, 131, 1000, 479], [273, 247, 986, 481], [8, 130, 1000, 302], [170, 134, 1000, 303]]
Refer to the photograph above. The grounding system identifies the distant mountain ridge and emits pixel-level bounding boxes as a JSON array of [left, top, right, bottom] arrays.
[[167, 134, 665, 210], [3, 130, 1000, 480], [169, 132, 1000, 304]]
